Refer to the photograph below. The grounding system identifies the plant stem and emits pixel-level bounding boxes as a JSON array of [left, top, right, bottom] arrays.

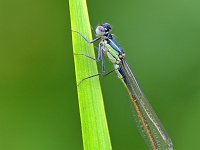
[[69, 0, 112, 149]]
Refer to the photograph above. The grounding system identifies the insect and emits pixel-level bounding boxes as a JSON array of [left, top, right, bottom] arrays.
[[73, 23, 173, 150]]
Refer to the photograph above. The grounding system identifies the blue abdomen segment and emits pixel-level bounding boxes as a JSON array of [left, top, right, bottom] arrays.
[[118, 66, 128, 84]]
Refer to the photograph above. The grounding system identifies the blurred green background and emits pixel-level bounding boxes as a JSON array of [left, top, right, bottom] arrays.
[[0, 0, 200, 149]]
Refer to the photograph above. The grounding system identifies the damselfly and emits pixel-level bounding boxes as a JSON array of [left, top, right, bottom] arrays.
[[73, 23, 173, 150]]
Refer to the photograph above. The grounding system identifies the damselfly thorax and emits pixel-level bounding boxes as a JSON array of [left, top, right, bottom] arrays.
[[100, 39, 122, 65]]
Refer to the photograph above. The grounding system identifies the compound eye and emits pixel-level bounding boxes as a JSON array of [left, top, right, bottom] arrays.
[[96, 25, 106, 36], [98, 26, 105, 32], [103, 23, 112, 32]]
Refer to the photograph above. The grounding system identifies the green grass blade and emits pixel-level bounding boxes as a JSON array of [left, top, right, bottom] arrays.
[[69, 0, 112, 150]]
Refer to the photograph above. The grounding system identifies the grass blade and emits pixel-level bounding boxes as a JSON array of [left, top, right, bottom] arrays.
[[69, 0, 112, 149]]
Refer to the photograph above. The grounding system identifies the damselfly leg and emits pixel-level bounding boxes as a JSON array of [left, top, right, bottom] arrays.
[[77, 69, 115, 86], [72, 30, 100, 44], [73, 31, 115, 86]]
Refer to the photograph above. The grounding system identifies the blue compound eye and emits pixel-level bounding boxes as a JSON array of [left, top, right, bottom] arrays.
[[102, 23, 112, 32]]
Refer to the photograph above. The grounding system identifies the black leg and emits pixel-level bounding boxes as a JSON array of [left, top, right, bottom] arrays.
[[74, 53, 98, 61], [77, 69, 116, 86], [72, 30, 101, 44], [77, 73, 101, 86], [101, 48, 106, 73]]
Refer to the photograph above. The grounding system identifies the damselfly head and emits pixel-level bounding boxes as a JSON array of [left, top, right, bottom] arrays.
[[95, 23, 112, 36]]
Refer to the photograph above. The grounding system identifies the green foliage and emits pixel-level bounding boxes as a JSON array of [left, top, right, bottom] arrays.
[[69, 0, 112, 149]]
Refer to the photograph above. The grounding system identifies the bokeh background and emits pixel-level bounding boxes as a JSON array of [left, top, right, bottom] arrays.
[[0, 0, 200, 149]]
